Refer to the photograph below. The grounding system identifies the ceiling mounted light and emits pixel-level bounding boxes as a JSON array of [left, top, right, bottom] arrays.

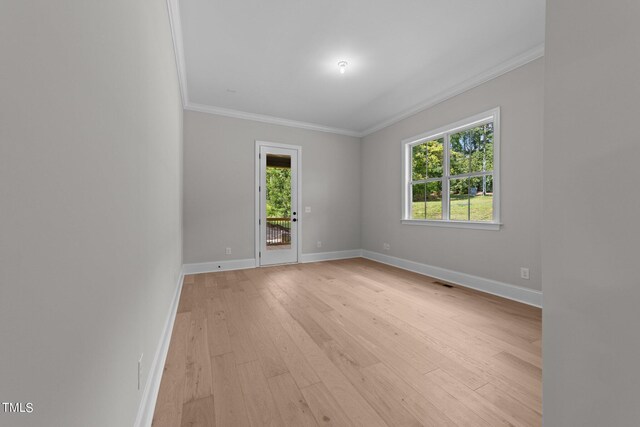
[[338, 61, 348, 74]]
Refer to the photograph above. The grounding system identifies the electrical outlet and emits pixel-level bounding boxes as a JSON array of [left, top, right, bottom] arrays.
[[383, 243, 390, 251], [316, 241, 322, 248], [138, 354, 143, 390], [225, 247, 232, 255], [520, 267, 530, 280], [305, 206, 311, 213]]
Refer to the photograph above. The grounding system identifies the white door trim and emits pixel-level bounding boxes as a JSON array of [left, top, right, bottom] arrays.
[[255, 140, 302, 266]]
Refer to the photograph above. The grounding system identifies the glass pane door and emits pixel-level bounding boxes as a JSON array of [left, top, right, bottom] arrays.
[[260, 146, 298, 265]]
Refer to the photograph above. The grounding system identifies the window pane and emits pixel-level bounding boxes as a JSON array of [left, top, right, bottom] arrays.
[[266, 155, 292, 249], [469, 175, 493, 221], [425, 181, 443, 220], [411, 144, 427, 180], [449, 122, 494, 175], [426, 138, 444, 178], [411, 181, 443, 220], [411, 183, 426, 219], [449, 178, 470, 221]]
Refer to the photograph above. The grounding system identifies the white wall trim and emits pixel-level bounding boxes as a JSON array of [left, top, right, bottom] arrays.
[[134, 269, 185, 427], [300, 249, 363, 263], [186, 103, 362, 138], [180, 251, 541, 307], [165, 0, 188, 107], [183, 258, 257, 274], [167, 0, 543, 143], [401, 219, 502, 230], [360, 43, 545, 136], [183, 44, 543, 138], [361, 250, 542, 307]]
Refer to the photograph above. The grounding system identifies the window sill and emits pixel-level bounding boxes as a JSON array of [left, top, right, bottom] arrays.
[[401, 219, 502, 230]]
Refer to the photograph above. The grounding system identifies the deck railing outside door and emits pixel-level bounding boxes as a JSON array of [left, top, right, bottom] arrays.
[[266, 217, 291, 246]]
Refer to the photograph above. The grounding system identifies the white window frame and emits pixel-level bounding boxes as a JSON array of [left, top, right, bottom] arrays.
[[401, 107, 501, 230]]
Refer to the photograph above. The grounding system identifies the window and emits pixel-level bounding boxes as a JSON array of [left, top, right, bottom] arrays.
[[402, 108, 500, 230]]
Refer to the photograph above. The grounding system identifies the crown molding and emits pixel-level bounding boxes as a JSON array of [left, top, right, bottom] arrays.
[[359, 43, 545, 137], [185, 102, 363, 137], [166, 0, 188, 107], [166, 0, 543, 139]]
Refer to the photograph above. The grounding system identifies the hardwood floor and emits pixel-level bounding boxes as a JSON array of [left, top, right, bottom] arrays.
[[152, 258, 542, 427]]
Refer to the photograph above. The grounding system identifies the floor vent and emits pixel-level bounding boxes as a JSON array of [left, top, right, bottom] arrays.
[[434, 281, 454, 288]]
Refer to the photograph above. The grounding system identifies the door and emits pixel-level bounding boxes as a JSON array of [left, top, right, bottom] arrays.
[[258, 144, 299, 265]]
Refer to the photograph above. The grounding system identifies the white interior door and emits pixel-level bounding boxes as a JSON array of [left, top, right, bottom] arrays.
[[258, 144, 299, 265]]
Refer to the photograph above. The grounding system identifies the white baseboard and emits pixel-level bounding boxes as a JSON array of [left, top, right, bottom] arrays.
[[182, 258, 257, 274], [361, 250, 542, 308], [300, 249, 363, 263], [181, 251, 542, 307], [183, 251, 361, 272], [134, 268, 185, 427]]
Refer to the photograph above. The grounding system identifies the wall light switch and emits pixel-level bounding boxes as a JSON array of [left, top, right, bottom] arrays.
[[305, 206, 311, 213]]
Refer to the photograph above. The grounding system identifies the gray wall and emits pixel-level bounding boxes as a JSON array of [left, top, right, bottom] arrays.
[[0, 1, 183, 426], [543, 1, 640, 425], [361, 59, 544, 291], [183, 111, 361, 263]]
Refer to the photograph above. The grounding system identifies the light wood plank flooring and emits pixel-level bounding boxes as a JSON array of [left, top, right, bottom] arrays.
[[152, 258, 542, 427]]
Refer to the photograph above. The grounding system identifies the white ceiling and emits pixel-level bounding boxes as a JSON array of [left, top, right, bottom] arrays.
[[176, 0, 545, 136]]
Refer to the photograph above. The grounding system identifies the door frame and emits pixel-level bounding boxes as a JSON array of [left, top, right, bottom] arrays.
[[254, 140, 302, 267]]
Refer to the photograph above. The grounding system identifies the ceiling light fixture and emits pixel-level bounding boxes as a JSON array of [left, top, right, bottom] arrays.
[[338, 61, 348, 74]]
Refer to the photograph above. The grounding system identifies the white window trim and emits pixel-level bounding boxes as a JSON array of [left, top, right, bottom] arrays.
[[401, 107, 501, 230]]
